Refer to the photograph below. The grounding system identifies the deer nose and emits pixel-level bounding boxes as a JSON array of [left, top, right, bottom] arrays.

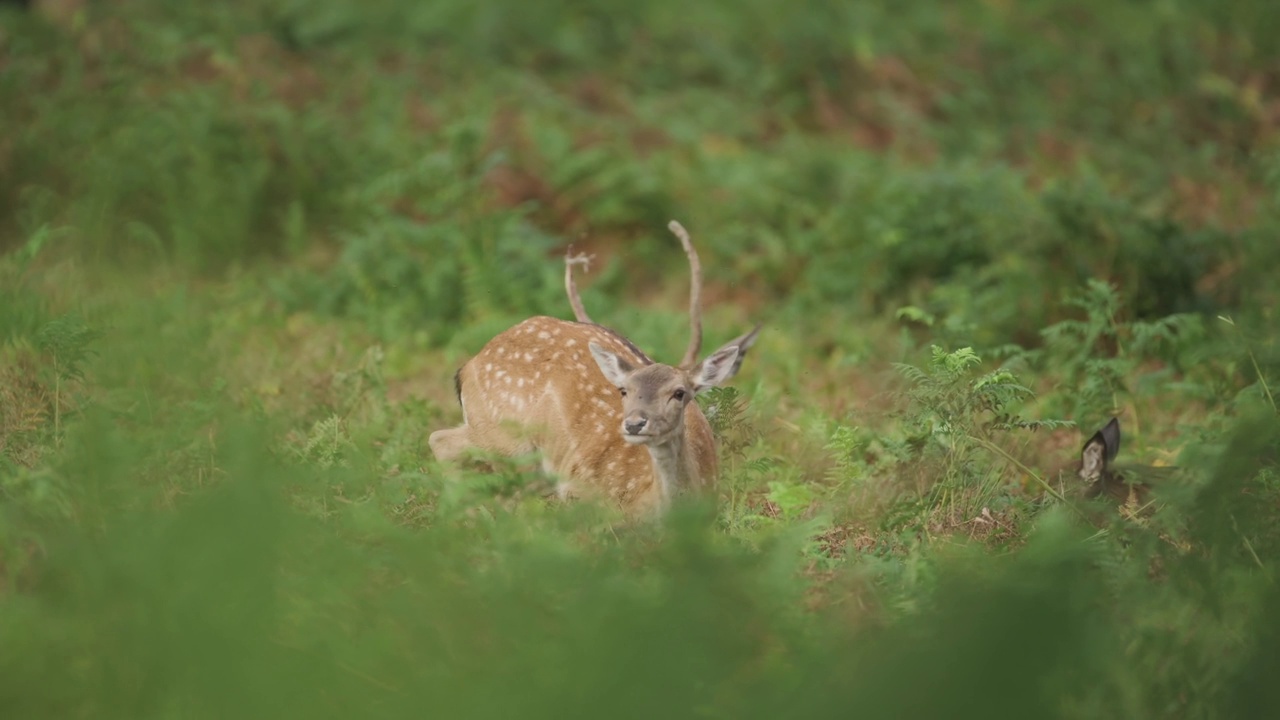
[[624, 418, 647, 435]]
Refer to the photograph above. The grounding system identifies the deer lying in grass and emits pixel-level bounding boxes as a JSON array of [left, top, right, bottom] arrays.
[[429, 221, 761, 517]]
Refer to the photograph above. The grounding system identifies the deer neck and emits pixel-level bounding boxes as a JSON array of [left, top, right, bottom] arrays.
[[644, 434, 692, 508]]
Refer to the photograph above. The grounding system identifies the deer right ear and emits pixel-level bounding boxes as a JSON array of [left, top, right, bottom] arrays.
[[589, 342, 634, 386]]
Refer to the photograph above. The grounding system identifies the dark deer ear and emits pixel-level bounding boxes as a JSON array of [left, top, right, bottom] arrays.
[[1099, 417, 1121, 462], [1081, 417, 1122, 471]]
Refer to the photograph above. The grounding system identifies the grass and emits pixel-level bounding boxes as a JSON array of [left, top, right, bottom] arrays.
[[2, 0, 1280, 717]]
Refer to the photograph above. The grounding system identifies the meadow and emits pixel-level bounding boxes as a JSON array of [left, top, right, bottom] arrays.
[[2, 1, 1279, 717]]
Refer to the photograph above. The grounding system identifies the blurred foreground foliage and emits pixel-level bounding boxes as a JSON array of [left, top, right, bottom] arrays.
[[2, 0, 1280, 718], [0, 409, 1278, 718]]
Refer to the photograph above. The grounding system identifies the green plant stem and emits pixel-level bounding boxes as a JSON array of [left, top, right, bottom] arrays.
[[967, 435, 1091, 521], [1219, 315, 1277, 413], [53, 364, 61, 444], [1249, 351, 1277, 413]]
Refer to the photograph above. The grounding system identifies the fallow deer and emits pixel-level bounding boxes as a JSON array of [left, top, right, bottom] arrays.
[[1078, 417, 1158, 509], [429, 221, 761, 517]]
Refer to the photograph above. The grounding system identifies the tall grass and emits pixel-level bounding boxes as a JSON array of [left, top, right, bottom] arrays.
[[2, 408, 1277, 718]]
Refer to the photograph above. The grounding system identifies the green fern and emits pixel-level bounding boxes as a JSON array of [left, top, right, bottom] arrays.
[[296, 415, 354, 469], [702, 386, 741, 435], [879, 345, 1073, 536], [1040, 279, 1206, 424], [894, 346, 1055, 448]]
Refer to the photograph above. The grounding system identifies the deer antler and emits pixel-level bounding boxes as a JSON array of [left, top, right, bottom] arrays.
[[564, 245, 595, 324], [668, 220, 703, 369]]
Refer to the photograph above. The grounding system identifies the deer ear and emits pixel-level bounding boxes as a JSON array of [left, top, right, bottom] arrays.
[[1080, 437, 1107, 482], [589, 342, 634, 386], [1080, 417, 1121, 481], [690, 343, 743, 394], [717, 324, 762, 382], [1099, 417, 1121, 462]]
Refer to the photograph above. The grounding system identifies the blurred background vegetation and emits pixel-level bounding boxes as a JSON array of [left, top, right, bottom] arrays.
[[2, 0, 1279, 717]]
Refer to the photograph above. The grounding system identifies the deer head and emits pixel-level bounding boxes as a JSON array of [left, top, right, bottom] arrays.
[[589, 326, 761, 447]]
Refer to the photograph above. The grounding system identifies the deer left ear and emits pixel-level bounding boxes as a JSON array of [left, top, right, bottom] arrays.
[[690, 343, 743, 394], [717, 324, 762, 383]]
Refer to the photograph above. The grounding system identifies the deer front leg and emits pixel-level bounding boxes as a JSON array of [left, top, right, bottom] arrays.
[[429, 425, 476, 461]]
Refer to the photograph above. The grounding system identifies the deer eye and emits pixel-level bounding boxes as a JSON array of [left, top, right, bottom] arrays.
[[618, 388, 628, 398], [672, 388, 686, 402]]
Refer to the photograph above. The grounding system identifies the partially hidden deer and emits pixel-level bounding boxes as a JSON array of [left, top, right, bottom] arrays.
[[429, 221, 761, 517], [1078, 417, 1167, 511]]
